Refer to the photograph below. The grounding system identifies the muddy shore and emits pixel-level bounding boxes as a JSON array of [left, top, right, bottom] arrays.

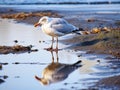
[[0, 7, 120, 89], [95, 75, 120, 89], [0, 8, 119, 58]]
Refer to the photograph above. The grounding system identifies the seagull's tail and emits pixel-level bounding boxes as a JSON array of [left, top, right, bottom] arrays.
[[72, 28, 92, 35], [72, 28, 84, 35]]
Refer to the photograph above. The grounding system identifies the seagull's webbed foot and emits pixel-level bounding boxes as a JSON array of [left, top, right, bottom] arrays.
[[44, 47, 61, 52], [44, 47, 53, 51], [53, 48, 58, 52]]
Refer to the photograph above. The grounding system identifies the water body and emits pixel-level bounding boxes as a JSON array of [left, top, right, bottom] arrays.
[[0, 4, 120, 13], [0, 0, 120, 4], [0, 18, 120, 90]]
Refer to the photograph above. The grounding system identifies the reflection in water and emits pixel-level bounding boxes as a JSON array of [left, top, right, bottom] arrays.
[[35, 51, 82, 85], [0, 79, 4, 84]]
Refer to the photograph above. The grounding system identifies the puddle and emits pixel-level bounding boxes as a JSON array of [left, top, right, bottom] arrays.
[[0, 19, 120, 90]]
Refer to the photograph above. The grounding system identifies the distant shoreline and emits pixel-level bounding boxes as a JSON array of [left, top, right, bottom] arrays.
[[0, 4, 120, 14], [0, 1, 120, 5]]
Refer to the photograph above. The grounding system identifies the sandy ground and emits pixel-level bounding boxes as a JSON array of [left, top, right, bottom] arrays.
[[95, 75, 120, 89], [0, 7, 120, 89]]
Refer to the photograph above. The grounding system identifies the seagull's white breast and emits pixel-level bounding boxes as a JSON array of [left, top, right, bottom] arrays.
[[41, 17, 77, 37]]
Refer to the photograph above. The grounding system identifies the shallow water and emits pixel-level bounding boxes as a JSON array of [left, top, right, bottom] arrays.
[[1, 4, 120, 13], [0, 19, 120, 90]]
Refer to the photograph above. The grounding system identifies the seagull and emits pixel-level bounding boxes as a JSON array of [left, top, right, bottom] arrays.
[[35, 60, 82, 85], [34, 50, 82, 85], [34, 16, 82, 51]]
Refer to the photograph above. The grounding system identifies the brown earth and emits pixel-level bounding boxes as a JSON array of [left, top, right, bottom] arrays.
[[0, 44, 38, 54], [89, 75, 120, 90], [0, 8, 120, 57]]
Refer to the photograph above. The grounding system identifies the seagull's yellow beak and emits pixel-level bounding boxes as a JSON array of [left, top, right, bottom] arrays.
[[34, 23, 40, 27]]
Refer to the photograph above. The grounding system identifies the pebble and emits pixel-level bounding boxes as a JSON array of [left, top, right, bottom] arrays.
[[14, 40, 18, 43], [0, 64, 2, 69]]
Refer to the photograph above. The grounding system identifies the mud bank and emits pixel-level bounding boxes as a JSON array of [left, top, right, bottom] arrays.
[[0, 44, 38, 54], [0, 8, 120, 58]]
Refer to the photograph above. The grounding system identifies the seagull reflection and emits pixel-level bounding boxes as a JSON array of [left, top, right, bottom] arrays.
[[35, 51, 82, 85]]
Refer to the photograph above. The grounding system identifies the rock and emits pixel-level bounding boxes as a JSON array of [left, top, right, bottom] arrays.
[[77, 54, 82, 57], [0, 64, 2, 69], [102, 27, 111, 32], [87, 18, 95, 22], [13, 62, 20, 64], [3, 75, 8, 79], [91, 27, 101, 34], [14, 40, 18, 43], [82, 31, 90, 35], [97, 60, 101, 63]]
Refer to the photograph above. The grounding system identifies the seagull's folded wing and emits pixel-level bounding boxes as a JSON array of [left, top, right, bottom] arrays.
[[51, 23, 77, 34]]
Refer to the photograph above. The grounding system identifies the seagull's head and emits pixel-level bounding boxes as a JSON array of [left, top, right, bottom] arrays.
[[34, 16, 49, 27], [35, 75, 50, 86]]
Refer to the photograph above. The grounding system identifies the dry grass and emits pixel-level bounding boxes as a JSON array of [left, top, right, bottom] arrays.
[[95, 29, 120, 50]]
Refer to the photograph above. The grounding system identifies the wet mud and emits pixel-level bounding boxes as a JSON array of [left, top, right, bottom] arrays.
[[0, 44, 38, 54]]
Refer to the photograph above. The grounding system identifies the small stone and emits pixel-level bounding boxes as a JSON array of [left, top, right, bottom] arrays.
[[39, 41, 41, 43], [102, 27, 111, 32], [87, 18, 95, 22], [77, 54, 82, 57], [0, 64, 2, 69], [63, 82, 68, 85], [14, 40, 18, 43], [97, 60, 101, 63], [3, 75, 8, 79], [13, 62, 20, 64], [31, 49, 38, 52], [91, 27, 101, 34]]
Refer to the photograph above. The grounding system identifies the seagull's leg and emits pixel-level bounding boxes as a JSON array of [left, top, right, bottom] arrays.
[[56, 50, 59, 63], [51, 51, 54, 63], [56, 37, 58, 50], [53, 37, 59, 62], [53, 37, 58, 51], [44, 37, 54, 51], [51, 36, 54, 49]]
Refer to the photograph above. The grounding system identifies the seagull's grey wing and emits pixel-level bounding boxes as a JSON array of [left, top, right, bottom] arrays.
[[50, 18, 68, 25], [51, 22, 77, 34]]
